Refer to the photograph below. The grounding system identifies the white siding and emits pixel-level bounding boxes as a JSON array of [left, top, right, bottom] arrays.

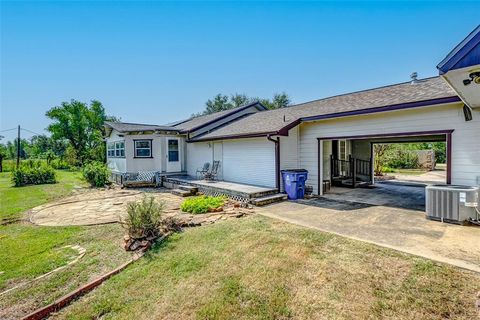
[[279, 126, 299, 191], [213, 142, 224, 180], [186, 142, 212, 177], [186, 137, 276, 187], [222, 138, 276, 188], [107, 133, 186, 173], [299, 102, 480, 194]]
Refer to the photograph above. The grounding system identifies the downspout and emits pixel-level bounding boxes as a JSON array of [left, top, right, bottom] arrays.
[[267, 134, 281, 191]]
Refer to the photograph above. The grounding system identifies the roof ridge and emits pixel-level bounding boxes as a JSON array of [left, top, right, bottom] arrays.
[[287, 76, 442, 109], [106, 121, 163, 126], [173, 100, 263, 126]]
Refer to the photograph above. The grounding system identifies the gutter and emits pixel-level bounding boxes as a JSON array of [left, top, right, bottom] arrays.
[[267, 134, 281, 191]]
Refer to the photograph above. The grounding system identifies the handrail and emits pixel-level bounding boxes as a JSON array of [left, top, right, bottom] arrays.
[[330, 156, 372, 188]]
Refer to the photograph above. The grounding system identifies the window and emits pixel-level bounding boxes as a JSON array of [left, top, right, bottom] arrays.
[[107, 141, 125, 158], [135, 140, 152, 158], [115, 141, 125, 157], [168, 139, 179, 162], [107, 143, 115, 157]]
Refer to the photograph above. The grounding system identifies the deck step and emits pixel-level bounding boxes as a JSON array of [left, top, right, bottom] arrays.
[[178, 185, 198, 194], [171, 189, 194, 197], [251, 193, 287, 206]]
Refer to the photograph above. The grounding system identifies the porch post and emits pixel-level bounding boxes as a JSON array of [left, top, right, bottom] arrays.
[[318, 139, 323, 196], [370, 143, 374, 184], [446, 132, 452, 184]]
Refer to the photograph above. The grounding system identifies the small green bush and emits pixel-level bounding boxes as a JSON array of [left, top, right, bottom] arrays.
[[122, 196, 165, 239], [82, 161, 110, 187], [51, 158, 71, 170], [181, 196, 226, 214], [11, 164, 57, 187]]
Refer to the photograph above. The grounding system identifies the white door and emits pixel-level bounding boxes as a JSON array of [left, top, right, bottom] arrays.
[[166, 138, 181, 172], [222, 139, 275, 187]]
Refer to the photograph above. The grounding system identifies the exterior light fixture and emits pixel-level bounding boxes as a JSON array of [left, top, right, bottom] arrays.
[[463, 71, 480, 86]]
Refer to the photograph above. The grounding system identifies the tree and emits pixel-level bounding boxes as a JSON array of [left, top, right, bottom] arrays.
[[196, 92, 291, 116], [373, 144, 393, 176], [46, 99, 114, 165], [258, 92, 291, 110], [0, 144, 6, 172]]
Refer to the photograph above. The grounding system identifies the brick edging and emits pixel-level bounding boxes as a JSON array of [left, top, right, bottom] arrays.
[[22, 233, 170, 320]]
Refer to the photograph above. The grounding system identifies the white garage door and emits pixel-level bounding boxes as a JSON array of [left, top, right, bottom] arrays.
[[222, 138, 276, 188]]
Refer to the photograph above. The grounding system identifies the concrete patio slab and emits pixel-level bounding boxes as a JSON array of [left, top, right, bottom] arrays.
[[257, 200, 480, 273]]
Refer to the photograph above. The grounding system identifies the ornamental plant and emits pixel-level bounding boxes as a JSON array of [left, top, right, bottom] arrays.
[[180, 195, 226, 214], [82, 161, 111, 187], [11, 163, 56, 187]]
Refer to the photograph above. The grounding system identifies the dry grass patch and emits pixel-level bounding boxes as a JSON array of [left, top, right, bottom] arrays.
[[54, 216, 479, 320], [0, 223, 132, 320]]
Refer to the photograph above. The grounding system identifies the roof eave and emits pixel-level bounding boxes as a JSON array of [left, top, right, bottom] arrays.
[[437, 25, 480, 74], [299, 96, 461, 123], [187, 131, 278, 143]]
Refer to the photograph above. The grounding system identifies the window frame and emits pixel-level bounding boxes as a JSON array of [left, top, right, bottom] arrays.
[[167, 139, 180, 162], [134, 139, 153, 158], [107, 140, 125, 158]]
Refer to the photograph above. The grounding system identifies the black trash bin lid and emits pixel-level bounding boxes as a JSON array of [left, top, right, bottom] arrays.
[[281, 169, 308, 173]]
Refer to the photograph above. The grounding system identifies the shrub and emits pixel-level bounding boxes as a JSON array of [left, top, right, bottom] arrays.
[[382, 166, 395, 173], [82, 161, 110, 187], [386, 149, 419, 169], [11, 164, 57, 186], [181, 195, 226, 214], [122, 196, 165, 239], [51, 158, 71, 170]]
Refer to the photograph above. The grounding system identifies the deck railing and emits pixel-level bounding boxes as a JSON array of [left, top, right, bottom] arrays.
[[330, 155, 372, 188]]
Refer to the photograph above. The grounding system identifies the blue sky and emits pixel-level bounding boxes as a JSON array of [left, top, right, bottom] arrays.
[[1, 1, 478, 141]]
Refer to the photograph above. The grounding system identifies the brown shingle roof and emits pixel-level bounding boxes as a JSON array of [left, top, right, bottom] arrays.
[[105, 122, 179, 133], [173, 101, 266, 132], [191, 77, 459, 141]]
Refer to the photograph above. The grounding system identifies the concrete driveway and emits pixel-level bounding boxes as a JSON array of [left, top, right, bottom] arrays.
[[257, 199, 480, 273], [323, 182, 426, 211]]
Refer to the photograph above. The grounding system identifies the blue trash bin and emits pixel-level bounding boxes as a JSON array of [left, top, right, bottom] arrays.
[[281, 169, 308, 200]]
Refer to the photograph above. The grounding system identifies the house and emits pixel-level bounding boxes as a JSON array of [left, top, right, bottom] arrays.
[[105, 25, 480, 198]]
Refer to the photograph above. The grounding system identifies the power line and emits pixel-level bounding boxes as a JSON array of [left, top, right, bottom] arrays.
[[20, 128, 45, 136], [0, 127, 18, 133]]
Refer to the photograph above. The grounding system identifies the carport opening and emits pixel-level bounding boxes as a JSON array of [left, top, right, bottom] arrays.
[[373, 141, 447, 185], [317, 131, 451, 211]]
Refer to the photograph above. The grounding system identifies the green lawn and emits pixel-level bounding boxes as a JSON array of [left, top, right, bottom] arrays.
[[0, 170, 132, 320], [0, 170, 87, 222], [54, 216, 480, 320]]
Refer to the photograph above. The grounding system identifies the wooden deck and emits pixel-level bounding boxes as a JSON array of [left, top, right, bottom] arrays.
[[164, 175, 278, 201]]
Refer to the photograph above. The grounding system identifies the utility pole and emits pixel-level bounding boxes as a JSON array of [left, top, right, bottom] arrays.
[[16, 125, 20, 169]]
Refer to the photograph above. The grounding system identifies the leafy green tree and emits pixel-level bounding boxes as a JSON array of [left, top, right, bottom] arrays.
[[257, 93, 291, 110], [0, 144, 6, 172], [5, 138, 29, 159], [197, 92, 291, 116], [46, 99, 114, 165]]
